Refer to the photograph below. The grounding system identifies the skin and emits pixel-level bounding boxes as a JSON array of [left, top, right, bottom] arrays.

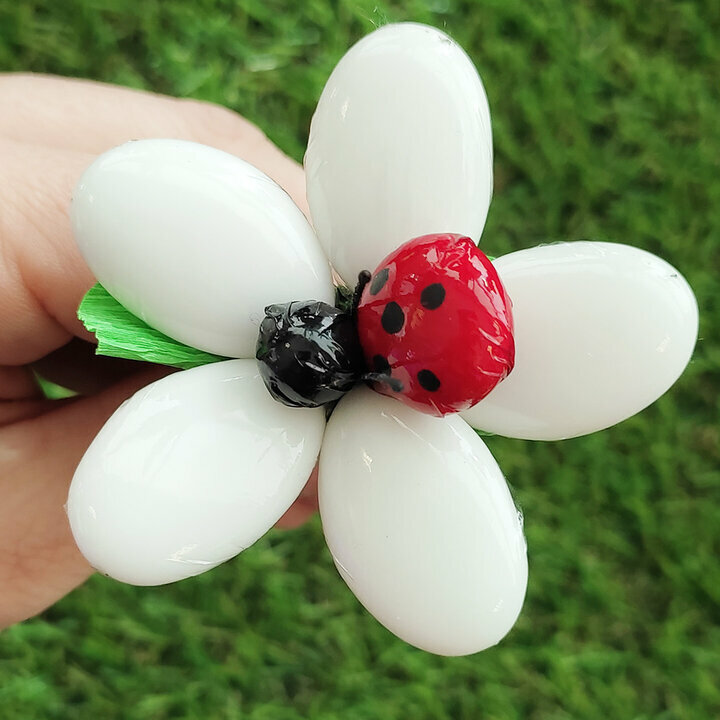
[[0, 74, 319, 629]]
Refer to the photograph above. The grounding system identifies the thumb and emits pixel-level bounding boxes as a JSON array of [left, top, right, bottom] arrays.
[[0, 367, 167, 628]]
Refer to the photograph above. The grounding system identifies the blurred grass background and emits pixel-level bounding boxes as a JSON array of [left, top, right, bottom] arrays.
[[0, 0, 718, 718]]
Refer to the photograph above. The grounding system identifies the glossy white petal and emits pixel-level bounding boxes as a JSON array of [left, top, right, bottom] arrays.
[[462, 242, 699, 440], [305, 22, 493, 284], [319, 387, 527, 656], [67, 360, 325, 585], [72, 139, 334, 358]]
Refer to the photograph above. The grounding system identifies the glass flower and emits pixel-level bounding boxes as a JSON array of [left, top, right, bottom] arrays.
[[66, 23, 698, 656]]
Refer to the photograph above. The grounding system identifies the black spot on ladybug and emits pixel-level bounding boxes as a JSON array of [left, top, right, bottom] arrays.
[[381, 302, 405, 334], [373, 354, 391, 374], [370, 268, 389, 295], [420, 283, 446, 310], [417, 369, 441, 392]]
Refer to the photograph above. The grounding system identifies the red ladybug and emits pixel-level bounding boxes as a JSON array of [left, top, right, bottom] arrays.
[[355, 233, 515, 416]]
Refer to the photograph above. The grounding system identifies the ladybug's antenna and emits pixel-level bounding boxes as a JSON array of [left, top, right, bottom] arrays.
[[351, 270, 371, 322]]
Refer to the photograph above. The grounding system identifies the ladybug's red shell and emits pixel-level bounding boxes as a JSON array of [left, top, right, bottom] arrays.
[[356, 233, 515, 416]]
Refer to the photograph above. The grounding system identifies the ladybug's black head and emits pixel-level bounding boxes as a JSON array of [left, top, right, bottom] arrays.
[[256, 300, 366, 408]]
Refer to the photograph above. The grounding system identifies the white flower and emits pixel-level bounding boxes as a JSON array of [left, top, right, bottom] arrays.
[[66, 23, 698, 656]]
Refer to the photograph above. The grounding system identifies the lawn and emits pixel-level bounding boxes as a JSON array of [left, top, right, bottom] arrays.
[[0, 1, 718, 718]]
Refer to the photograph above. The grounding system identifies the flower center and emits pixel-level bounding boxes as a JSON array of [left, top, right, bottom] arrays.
[[255, 299, 367, 408]]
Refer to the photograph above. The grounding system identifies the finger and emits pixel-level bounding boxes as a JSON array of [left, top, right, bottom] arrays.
[[0, 74, 308, 214], [0, 139, 96, 364], [275, 466, 319, 530], [0, 72, 311, 366], [0, 365, 42, 399], [0, 367, 168, 628], [0, 398, 59, 426]]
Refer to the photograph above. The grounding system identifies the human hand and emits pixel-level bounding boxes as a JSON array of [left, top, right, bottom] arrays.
[[0, 74, 319, 629]]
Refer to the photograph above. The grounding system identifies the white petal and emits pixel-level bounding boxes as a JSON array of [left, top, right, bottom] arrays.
[[72, 139, 334, 358], [319, 387, 527, 656], [305, 23, 493, 284], [462, 242, 699, 440], [67, 360, 325, 585]]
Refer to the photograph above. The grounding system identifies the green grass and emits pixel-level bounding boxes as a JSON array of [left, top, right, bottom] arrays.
[[1, 1, 719, 718]]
